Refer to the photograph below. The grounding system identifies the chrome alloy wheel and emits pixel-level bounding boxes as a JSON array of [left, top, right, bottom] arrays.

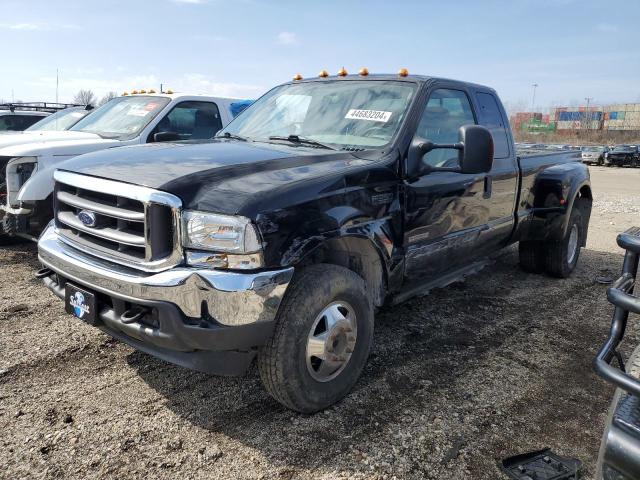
[[567, 224, 579, 264], [306, 301, 358, 382]]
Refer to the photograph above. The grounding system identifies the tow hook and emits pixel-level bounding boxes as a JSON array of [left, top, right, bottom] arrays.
[[35, 268, 53, 279], [120, 306, 149, 325]]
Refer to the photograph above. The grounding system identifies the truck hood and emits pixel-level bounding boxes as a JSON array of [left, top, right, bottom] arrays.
[[0, 132, 119, 158], [59, 139, 372, 216], [0, 130, 100, 149]]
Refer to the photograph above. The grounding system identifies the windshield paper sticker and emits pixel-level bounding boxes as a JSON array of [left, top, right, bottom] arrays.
[[345, 109, 392, 123], [127, 106, 151, 117]]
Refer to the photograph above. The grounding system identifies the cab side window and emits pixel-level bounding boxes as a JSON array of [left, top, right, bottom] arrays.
[[415, 89, 476, 168], [149, 101, 222, 142], [475, 92, 510, 159], [0, 115, 41, 131]]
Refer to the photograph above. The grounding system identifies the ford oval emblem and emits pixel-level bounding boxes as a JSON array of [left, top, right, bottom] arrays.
[[77, 210, 97, 227]]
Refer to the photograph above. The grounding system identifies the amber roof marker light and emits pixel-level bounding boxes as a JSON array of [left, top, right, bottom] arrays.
[[318, 70, 329, 78], [359, 67, 369, 76], [337, 67, 348, 77], [293, 73, 303, 81], [398, 68, 409, 77]]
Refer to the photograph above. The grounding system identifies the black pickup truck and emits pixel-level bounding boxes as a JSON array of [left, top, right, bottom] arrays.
[[37, 72, 592, 412], [605, 145, 639, 167]]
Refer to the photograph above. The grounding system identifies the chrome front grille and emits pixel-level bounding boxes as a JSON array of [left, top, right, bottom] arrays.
[[53, 170, 182, 272]]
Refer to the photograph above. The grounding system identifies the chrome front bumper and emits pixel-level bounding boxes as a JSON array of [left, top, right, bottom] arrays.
[[38, 224, 293, 327]]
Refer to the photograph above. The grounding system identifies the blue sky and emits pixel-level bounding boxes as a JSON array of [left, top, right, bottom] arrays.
[[0, 0, 638, 113]]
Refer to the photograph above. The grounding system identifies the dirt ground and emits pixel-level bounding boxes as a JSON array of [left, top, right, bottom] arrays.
[[1, 166, 639, 480]]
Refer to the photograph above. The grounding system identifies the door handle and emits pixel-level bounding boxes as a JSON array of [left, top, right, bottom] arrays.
[[483, 176, 492, 199]]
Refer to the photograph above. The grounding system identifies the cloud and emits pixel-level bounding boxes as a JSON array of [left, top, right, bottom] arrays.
[[0, 22, 80, 31], [4, 23, 40, 30], [276, 31, 298, 45], [179, 73, 266, 98], [27, 72, 267, 102]]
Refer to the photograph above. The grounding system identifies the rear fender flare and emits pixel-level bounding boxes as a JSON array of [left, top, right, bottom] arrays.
[[527, 163, 592, 243]]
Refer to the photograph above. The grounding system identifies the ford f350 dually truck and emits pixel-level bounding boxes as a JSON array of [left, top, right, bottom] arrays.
[[0, 92, 247, 240], [37, 71, 592, 412]]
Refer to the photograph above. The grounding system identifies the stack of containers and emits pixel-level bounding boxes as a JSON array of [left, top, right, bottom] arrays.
[[555, 107, 603, 131], [604, 104, 640, 132], [510, 112, 543, 132]]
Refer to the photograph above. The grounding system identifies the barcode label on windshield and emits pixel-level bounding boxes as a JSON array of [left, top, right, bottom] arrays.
[[345, 109, 392, 123]]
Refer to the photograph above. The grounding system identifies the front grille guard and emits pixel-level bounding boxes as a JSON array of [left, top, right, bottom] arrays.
[[594, 227, 640, 395]]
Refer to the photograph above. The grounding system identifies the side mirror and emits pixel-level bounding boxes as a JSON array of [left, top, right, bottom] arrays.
[[458, 124, 494, 174], [408, 124, 494, 177], [154, 131, 181, 142]]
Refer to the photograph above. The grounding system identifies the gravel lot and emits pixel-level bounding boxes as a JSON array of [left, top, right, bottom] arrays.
[[1, 166, 639, 480]]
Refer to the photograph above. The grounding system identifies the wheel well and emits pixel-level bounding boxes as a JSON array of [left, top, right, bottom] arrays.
[[575, 185, 593, 246], [578, 185, 592, 202], [297, 236, 386, 307]]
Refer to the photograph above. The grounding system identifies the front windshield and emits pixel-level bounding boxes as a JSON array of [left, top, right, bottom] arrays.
[[70, 96, 170, 139], [613, 145, 635, 152], [220, 80, 417, 148], [26, 108, 88, 132]]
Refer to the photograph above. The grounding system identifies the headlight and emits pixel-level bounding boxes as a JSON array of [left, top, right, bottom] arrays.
[[182, 211, 263, 269], [182, 211, 261, 252], [6, 156, 38, 207]]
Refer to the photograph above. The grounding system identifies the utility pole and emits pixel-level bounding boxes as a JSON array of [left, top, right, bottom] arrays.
[[585, 97, 593, 142], [56, 68, 59, 104], [531, 83, 538, 112]]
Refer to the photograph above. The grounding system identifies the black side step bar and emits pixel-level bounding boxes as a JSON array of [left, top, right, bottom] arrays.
[[594, 227, 640, 395]]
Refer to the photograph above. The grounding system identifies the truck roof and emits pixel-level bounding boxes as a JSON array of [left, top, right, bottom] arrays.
[[121, 92, 245, 102], [284, 73, 496, 93]]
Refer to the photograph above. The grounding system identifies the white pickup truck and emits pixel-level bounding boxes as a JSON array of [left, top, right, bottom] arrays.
[[0, 92, 247, 239]]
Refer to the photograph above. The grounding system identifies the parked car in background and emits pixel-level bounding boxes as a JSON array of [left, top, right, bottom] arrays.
[[0, 106, 94, 150], [37, 72, 591, 412], [0, 104, 50, 132], [0, 92, 249, 240], [582, 145, 609, 165], [605, 145, 639, 167]]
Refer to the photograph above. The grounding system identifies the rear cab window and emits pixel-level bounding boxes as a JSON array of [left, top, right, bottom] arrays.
[[474, 92, 511, 159]]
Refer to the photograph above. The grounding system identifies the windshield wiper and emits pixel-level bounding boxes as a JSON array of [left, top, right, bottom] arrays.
[[267, 135, 335, 150], [215, 131, 249, 142]]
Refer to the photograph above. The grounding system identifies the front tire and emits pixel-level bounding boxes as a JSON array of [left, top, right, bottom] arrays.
[[258, 264, 374, 413], [542, 200, 584, 278]]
